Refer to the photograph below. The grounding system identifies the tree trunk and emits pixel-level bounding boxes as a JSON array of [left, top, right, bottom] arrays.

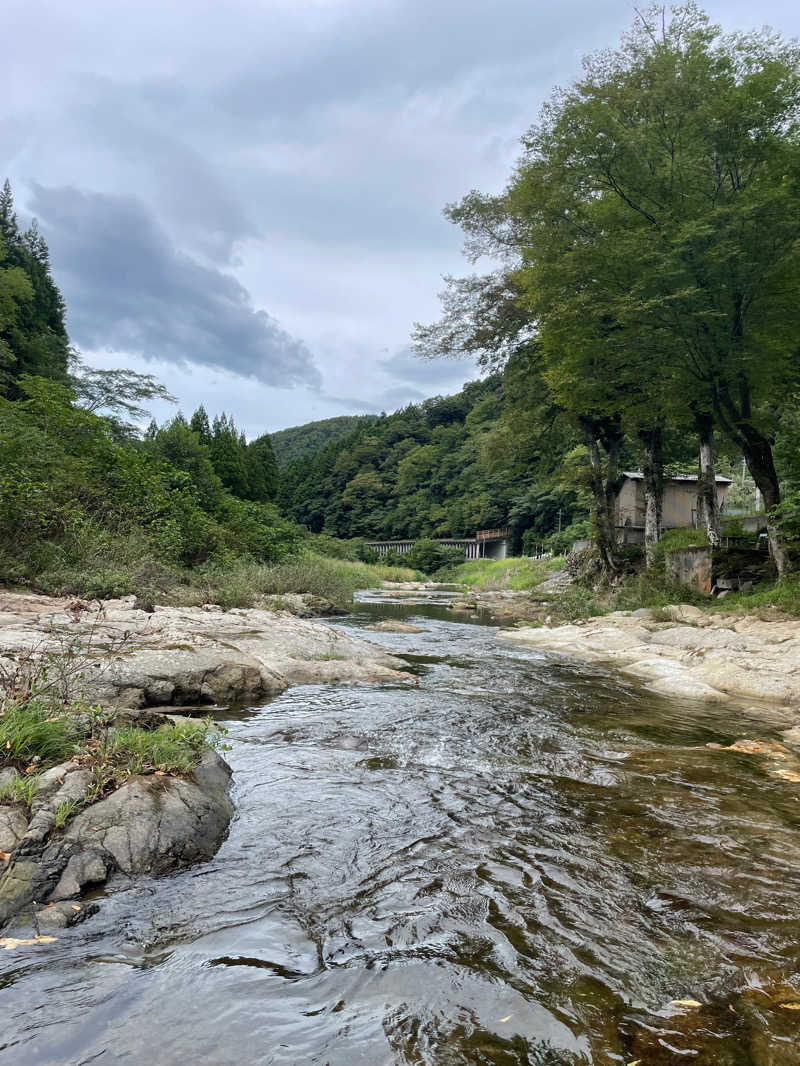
[[736, 423, 788, 575], [694, 410, 721, 548], [713, 388, 788, 575], [639, 426, 663, 568], [583, 417, 623, 577]]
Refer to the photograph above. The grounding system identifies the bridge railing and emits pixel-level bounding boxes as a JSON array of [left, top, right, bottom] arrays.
[[475, 528, 511, 542]]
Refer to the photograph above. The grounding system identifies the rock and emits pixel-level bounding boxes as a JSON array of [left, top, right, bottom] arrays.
[[0, 592, 410, 709], [0, 807, 28, 854], [36, 900, 99, 928], [501, 607, 800, 710], [364, 620, 424, 633], [0, 749, 233, 926]]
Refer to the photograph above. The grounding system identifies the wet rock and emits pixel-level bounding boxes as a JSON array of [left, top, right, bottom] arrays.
[[0, 749, 233, 927], [364, 620, 424, 633], [36, 900, 99, 928], [502, 608, 800, 711]]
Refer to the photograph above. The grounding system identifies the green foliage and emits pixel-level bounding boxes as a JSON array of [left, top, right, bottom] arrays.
[[0, 377, 302, 593], [0, 700, 76, 769], [0, 180, 70, 392], [405, 539, 462, 574], [710, 576, 800, 616], [99, 720, 214, 778], [280, 376, 582, 547], [772, 493, 800, 542], [444, 555, 564, 590], [270, 415, 375, 466]]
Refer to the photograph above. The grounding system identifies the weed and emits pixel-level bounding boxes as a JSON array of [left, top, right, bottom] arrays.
[[0, 774, 40, 809], [53, 798, 80, 829], [441, 556, 565, 591]]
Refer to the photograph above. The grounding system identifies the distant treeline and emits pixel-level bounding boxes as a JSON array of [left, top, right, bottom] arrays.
[[276, 376, 589, 552]]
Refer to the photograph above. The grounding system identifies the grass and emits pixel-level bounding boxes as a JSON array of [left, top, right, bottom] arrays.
[[0, 700, 77, 769], [0, 774, 40, 809], [99, 720, 214, 777], [442, 555, 565, 591], [708, 575, 800, 617], [14, 534, 421, 611]]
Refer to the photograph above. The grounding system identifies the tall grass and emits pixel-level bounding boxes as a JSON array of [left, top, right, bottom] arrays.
[[0, 700, 76, 768], [443, 555, 564, 591], [12, 535, 420, 611]]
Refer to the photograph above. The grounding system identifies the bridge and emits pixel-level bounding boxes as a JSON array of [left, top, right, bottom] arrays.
[[364, 528, 511, 561]]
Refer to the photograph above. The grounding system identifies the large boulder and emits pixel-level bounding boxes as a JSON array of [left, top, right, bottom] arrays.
[[0, 749, 233, 927]]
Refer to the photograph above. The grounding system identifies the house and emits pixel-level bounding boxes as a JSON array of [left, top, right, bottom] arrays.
[[615, 472, 732, 543]]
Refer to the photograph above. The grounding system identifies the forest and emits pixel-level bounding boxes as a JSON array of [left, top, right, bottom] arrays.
[[2, 4, 800, 597]]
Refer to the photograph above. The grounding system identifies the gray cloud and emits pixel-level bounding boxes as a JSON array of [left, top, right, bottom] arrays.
[[4, 0, 798, 429], [29, 184, 321, 389], [379, 347, 472, 387]]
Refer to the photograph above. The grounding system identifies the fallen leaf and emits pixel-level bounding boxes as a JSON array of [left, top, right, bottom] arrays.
[[728, 739, 788, 760], [0, 935, 58, 949], [71, 904, 81, 911], [0, 851, 10, 863], [779, 1003, 800, 1010], [773, 769, 800, 783], [627, 1060, 642, 1066], [729, 1004, 736, 1013], [499, 1015, 511, 1023], [670, 999, 702, 1009], [154, 770, 166, 776]]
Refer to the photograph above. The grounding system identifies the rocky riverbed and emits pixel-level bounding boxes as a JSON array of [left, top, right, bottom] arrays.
[[502, 603, 800, 710], [0, 591, 409, 929]]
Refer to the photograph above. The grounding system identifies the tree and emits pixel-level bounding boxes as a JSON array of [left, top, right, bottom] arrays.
[[506, 5, 800, 570], [209, 412, 249, 498], [69, 361, 175, 435], [244, 434, 279, 502], [0, 181, 71, 392], [189, 405, 212, 445], [146, 413, 223, 510]]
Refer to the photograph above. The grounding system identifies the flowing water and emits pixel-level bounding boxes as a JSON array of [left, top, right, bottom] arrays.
[[2, 591, 800, 1064]]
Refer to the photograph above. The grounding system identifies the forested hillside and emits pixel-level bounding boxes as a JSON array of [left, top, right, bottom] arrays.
[[271, 415, 375, 466], [278, 375, 589, 549], [0, 180, 299, 602], [0, 180, 70, 390]]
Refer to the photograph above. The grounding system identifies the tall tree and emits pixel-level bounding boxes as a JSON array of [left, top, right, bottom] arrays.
[[505, 5, 800, 570], [244, 434, 279, 502], [209, 412, 249, 498], [0, 180, 71, 391]]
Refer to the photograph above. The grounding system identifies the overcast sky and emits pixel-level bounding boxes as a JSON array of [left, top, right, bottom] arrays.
[[3, 0, 798, 436]]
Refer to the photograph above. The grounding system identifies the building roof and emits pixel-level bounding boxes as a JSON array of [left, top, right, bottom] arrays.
[[621, 471, 733, 484]]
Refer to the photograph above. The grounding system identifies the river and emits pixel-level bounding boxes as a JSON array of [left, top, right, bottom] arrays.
[[2, 590, 800, 1064]]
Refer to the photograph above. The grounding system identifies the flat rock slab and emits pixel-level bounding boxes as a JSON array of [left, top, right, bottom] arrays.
[[364, 620, 425, 633], [502, 607, 800, 711], [0, 592, 409, 709]]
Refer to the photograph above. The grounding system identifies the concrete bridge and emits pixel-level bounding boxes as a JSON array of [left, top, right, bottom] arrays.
[[364, 528, 510, 561]]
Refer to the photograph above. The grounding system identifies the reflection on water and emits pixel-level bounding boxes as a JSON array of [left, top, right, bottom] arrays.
[[2, 593, 800, 1064]]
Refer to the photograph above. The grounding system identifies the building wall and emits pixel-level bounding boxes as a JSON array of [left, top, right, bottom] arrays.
[[616, 478, 730, 530]]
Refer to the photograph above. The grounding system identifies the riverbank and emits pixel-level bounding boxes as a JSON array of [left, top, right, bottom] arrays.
[[0, 590, 409, 929], [502, 603, 800, 712]]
